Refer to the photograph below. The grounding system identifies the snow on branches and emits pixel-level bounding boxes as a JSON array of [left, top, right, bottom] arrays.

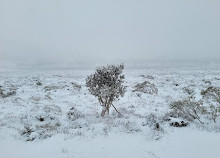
[[86, 64, 126, 116]]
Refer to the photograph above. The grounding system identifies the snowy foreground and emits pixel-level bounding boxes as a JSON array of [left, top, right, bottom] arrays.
[[0, 66, 220, 158]]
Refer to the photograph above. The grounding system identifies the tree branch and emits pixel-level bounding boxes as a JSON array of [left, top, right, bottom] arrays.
[[111, 103, 122, 116]]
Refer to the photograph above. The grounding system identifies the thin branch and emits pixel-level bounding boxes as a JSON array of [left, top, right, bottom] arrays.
[[111, 103, 122, 116]]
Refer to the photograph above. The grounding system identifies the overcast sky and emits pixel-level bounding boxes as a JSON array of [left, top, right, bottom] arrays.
[[0, 0, 220, 68]]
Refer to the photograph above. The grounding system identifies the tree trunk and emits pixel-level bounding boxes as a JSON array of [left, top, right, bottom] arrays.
[[101, 106, 107, 117], [106, 107, 109, 115]]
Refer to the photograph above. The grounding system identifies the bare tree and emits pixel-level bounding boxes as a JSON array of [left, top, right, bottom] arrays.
[[86, 64, 126, 116]]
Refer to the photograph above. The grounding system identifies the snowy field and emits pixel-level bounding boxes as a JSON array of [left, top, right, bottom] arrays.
[[0, 66, 220, 158]]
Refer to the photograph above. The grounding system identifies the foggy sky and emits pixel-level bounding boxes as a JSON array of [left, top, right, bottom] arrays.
[[0, 0, 220, 68]]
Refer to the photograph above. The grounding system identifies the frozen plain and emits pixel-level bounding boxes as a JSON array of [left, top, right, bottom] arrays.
[[0, 65, 220, 158]]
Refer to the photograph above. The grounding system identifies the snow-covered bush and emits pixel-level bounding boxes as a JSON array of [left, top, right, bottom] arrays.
[[67, 107, 85, 121], [0, 86, 4, 97], [21, 119, 61, 141], [71, 82, 81, 90], [19, 104, 62, 141], [132, 81, 158, 95], [183, 86, 195, 96], [86, 64, 126, 116], [142, 114, 164, 131], [139, 75, 154, 80], [170, 98, 204, 124], [21, 125, 35, 141], [35, 123, 59, 139], [142, 113, 158, 127], [123, 121, 141, 133], [0, 86, 16, 98], [201, 86, 220, 122]]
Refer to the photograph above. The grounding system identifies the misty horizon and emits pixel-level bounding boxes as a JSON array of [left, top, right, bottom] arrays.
[[0, 0, 220, 69]]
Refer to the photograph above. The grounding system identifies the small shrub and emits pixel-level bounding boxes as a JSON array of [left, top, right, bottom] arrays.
[[183, 87, 195, 95], [21, 125, 35, 141], [201, 86, 220, 122], [123, 121, 141, 133], [143, 114, 157, 127], [0, 87, 4, 97], [21, 125, 34, 136], [132, 81, 158, 95], [170, 98, 204, 124], [139, 75, 154, 80], [202, 79, 211, 85], [43, 105, 62, 115], [0, 87, 16, 98], [208, 105, 220, 122], [162, 111, 178, 121], [67, 107, 84, 121], [44, 85, 67, 92], [71, 82, 81, 90], [201, 86, 220, 103]]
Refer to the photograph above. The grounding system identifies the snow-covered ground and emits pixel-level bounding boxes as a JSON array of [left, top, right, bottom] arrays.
[[0, 66, 220, 158]]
